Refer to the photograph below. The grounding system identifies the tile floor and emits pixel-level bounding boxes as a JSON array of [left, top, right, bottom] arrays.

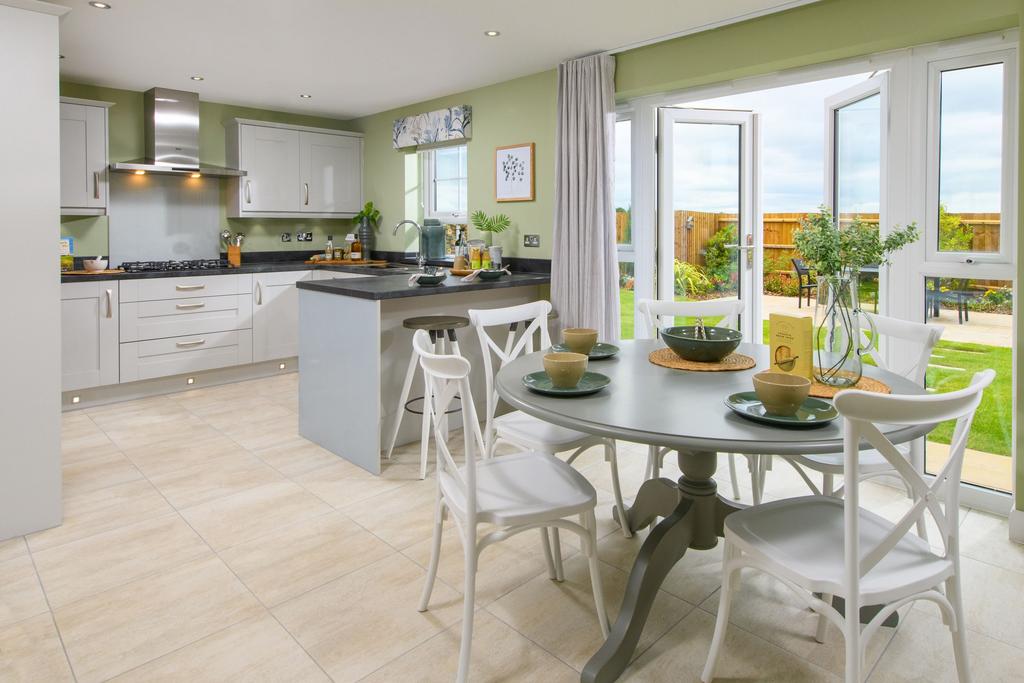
[[3, 373, 1023, 682]]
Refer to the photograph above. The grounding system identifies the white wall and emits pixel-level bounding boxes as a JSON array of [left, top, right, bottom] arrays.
[[0, 0, 68, 538]]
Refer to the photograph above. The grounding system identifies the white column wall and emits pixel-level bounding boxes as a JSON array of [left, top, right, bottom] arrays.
[[0, 0, 68, 538]]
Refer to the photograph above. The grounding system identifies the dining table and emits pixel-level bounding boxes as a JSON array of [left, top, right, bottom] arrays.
[[495, 339, 932, 683]]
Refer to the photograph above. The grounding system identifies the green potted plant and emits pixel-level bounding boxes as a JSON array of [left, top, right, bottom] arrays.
[[469, 210, 511, 246], [793, 206, 919, 386], [353, 201, 382, 253]]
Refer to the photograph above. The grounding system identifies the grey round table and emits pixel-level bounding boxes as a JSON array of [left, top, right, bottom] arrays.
[[495, 340, 931, 683]]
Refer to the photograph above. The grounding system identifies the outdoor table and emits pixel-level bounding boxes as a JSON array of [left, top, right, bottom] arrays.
[[496, 340, 931, 683]]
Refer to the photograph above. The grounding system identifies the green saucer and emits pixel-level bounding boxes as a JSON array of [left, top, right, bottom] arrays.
[[724, 392, 838, 428], [523, 371, 611, 397], [551, 342, 620, 360]]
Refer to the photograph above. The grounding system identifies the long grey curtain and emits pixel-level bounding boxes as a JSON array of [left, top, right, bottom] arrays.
[[551, 53, 620, 342]]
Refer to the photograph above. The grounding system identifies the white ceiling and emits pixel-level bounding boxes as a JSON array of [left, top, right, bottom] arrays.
[[53, 0, 813, 120]]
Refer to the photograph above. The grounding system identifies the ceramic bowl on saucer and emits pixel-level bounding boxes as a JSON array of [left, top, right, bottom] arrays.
[[543, 352, 588, 388], [415, 272, 446, 286], [83, 258, 108, 272], [477, 269, 506, 281], [752, 371, 811, 416], [562, 328, 598, 355], [660, 325, 742, 362]]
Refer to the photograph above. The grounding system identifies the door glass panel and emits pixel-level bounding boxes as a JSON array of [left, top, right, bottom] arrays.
[[615, 119, 635, 339], [923, 276, 1012, 493], [834, 93, 881, 311], [670, 122, 741, 325], [937, 64, 1003, 253]]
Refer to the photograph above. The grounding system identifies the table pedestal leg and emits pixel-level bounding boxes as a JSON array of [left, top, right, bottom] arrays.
[[584, 450, 742, 683]]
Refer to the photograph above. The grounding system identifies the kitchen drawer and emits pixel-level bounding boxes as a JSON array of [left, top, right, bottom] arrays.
[[119, 274, 253, 302], [120, 294, 252, 342], [120, 329, 253, 382]]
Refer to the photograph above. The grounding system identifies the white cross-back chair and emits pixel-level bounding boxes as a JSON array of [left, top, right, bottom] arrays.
[[637, 298, 766, 501], [778, 313, 944, 514], [702, 369, 994, 683], [413, 329, 609, 683], [470, 301, 631, 565]]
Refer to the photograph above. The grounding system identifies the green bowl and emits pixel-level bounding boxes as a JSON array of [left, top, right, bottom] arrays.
[[416, 273, 447, 286], [660, 325, 742, 362], [477, 269, 507, 281]]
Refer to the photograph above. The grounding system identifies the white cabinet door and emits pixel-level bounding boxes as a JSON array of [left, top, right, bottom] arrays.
[[300, 131, 362, 214], [60, 102, 107, 212], [253, 270, 312, 362], [239, 125, 301, 212], [62, 282, 118, 391]]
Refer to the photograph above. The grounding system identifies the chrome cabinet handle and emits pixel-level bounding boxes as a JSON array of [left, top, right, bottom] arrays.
[[176, 302, 205, 310], [245, 179, 252, 204], [255, 281, 263, 305], [175, 284, 205, 291], [104, 288, 112, 318], [303, 182, 309, 206], [93, 171, 101, 199], [176, 339, 206, 347]]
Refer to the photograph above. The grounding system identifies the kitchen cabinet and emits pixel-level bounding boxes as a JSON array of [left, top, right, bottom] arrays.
[[61, 282, 119, 391], [226, 119, 362, 218], [253, 271, 312, 362], [60, 98, 112, 216]]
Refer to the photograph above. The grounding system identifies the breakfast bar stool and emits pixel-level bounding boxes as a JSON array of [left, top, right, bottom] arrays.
[[384, 315, 470, 478]]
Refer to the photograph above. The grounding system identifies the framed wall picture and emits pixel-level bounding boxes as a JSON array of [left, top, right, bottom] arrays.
[[495, 142, 535, 202]]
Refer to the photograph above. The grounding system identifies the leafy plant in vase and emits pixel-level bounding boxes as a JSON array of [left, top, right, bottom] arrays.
[[352, 201, 382, 254], [470, 210, 511, 246], [793, 206, 918, 387]]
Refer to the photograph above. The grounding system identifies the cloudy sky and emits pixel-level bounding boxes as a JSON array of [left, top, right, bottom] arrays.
[[614, 67, 1002, 215]]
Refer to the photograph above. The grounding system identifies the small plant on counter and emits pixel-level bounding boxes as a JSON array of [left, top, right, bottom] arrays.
[[470, 210, 511, 234], [353, 201, 382, 229]]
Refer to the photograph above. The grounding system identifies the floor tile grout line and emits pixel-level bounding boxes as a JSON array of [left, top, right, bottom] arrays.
[[22, 543, 80, 682]]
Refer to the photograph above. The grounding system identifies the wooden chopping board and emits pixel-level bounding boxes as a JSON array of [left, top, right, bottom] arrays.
[[305, 259, 389, 267]]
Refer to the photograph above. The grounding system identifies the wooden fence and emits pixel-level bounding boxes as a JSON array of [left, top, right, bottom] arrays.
[[614, 210, 1001, 269]]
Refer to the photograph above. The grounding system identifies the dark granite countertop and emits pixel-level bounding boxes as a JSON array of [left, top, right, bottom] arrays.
[[296, 272, 551, 300], [59, 262, 408, 283]]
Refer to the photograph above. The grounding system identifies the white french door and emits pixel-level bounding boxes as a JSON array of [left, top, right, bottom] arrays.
[[657, 108, 762, 340]]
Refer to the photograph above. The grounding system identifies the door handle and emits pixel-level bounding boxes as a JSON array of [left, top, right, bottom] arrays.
[[724, 244, 755, 251], [93, 171, 101, 199], [245, 179, 252, 204], [303, 182, 310, 206], [175, 284, 205, 291], [176, 302, 206, 310], [176, 339, 206, 347], [255, 281, 263, 305], [104, 288, 113, 318]]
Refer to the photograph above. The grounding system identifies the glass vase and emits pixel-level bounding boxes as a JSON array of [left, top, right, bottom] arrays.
[[813, 274, 873, 387]]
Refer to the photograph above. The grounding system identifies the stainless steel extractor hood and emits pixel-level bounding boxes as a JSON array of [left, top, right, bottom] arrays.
[[110, 87, 246, 178]]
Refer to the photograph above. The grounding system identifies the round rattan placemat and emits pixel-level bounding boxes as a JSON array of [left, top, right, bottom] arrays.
[[648, 348, 756, 372], [809, 370, 891, 398]]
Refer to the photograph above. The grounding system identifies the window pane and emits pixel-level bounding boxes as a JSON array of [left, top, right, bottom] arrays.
[[434, 146, 463, 180], [615, 120, 632, 245], [937, 63, 1002, 253], [835, 93, 881, 226], [433, 179, 462, 214], [923, 276, 1013, 493]]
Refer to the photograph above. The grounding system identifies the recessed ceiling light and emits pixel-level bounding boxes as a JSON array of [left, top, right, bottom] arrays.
[[190, 75, 204, 81], [484, 30, 500, 37], [299, 94, 312, 99], [89, 1, 112, 9]]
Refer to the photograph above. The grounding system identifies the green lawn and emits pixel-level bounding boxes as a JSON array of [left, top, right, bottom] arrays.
[[619, 288, 1011, 457]]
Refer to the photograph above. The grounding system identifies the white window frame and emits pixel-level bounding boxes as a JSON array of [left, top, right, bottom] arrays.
[[921, 47, 1017, 271], [422, 144, 468, 222], [621, 29, 1018, 515]]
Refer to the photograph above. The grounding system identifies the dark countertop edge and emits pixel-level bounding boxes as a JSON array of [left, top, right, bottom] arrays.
[[296, 272, 551, 300], [61, 262, 382, 282]]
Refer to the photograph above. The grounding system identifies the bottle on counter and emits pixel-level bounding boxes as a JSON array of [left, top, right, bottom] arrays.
[[325, 235, 334, 260], [350, 235, 363, 261]]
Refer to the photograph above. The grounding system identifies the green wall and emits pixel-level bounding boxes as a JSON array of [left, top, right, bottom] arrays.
[[347, 70, 557, 258], [59, 82, 357, 257]]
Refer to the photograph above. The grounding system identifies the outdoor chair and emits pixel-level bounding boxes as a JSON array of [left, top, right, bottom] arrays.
[[792, 258, 815, 308]]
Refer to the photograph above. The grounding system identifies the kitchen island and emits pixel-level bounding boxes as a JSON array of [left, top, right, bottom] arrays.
[[296, 272, 550, 473]]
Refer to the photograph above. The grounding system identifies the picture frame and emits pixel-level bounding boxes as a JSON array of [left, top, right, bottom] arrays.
[[495, 142, 535, 202]]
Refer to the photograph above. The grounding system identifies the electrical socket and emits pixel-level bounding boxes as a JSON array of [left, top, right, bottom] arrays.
[[280, 232, 292, 242], [523, 234, 540, 248], [296, 232, 313, 242]]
